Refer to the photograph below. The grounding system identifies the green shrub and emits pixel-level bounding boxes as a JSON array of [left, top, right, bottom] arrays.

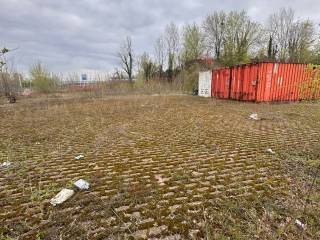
[[30, 63, 58, 93], [300, 64, 320, 100], [175, 64, 202, 93]]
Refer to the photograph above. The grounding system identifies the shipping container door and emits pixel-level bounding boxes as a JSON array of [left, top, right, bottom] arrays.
[[263, 63, 274, 102], [199, 71, 212, 97], [230, 65, 258, 101], [212, 70, 220, 98], [212, 69, 220, 98], [269, 63, 283, 101], [242, 65, 258, 101], [221, 68, 231, 99], [212, 68, 230, 99], [230, 66, 241, 100]]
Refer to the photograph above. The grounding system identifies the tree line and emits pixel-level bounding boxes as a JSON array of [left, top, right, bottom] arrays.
[[1, 7, 320, 100], [118, 8, 320, 83]]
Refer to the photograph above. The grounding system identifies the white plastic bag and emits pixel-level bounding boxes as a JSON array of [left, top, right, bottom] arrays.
[[267, 148, 276, 154], [249, 113, 260, 120], [1, 161, 11, 167], [295, 219, 306, 230], [74, 179, 90, 190], [50, 189, 74, 206], [74, 154, 84, 160]]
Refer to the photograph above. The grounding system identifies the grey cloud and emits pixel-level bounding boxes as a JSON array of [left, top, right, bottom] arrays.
[[1, 0, 319, 74]]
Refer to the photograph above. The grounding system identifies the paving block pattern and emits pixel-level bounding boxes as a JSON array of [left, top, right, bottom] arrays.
[[0, 95, 319, 239]]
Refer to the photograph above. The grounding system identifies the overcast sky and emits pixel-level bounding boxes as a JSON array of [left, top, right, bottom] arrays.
[[1, 0, 320, 75]]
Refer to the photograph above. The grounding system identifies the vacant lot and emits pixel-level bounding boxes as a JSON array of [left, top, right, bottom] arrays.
[[0, 95, 319, 239]]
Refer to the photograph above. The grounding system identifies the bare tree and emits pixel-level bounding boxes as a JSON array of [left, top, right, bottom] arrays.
[[269, 8, 295, 61], [202, 10, 261, 66], [0, 47, 18, 103], [288, 20, 315, 62], [154, 36, 165, 67], [222, 11, 261, 66], [0, 47, 9, 72], [118, 36, 134, 82], [163, 23, 181, 82], [311, 39, 320, 64], [203, 11, 227, 60], [154, 35, 166, 78], [267, 35, 278, 60], [269, 8, 315, 63], [164, 22, 180, 69], [112, 68, 125, 80], [139, 52, 156, 82]]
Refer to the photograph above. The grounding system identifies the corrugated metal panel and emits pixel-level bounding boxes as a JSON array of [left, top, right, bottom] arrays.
[[230, 66, 241, 100], [253, 63, 312, 102], [257, 63, 309, 102], [259, 63, 274, 102], [209, 62, 320, 102], [229, 65, 258, 101], [198, 71, 212, 97], [243, 64, 258, 101], [212, 68, 230, 99]]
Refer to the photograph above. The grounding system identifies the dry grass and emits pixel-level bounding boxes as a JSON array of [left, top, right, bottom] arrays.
[[0, 94, 319, 239]]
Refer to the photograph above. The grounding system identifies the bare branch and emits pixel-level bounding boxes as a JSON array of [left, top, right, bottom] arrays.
[[118, 36, 134, 82]]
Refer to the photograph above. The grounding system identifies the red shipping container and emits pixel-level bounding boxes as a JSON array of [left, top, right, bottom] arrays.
[[211, 62, 320, 102]]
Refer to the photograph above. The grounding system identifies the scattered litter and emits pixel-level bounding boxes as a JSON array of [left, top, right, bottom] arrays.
[[249, 113, 260, 120], [35, 142, 40, 145], [22, 88, 32, 96], [50, 188, 74, 206], [155, 175, 167, 186], [285, 216, 292, 223], [295, 219, 306, 230], [74, 179, 90, 190], [1, 161, 11, 168], [266, 148, 276, 154], [74, 154, 84, 160]]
